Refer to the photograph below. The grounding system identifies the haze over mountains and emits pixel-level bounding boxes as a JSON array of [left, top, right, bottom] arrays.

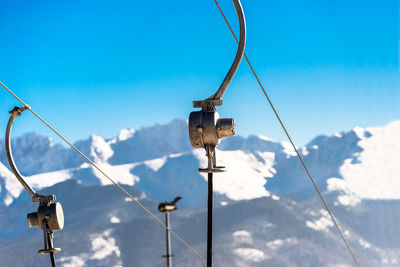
[[0, 119, 399, 266]]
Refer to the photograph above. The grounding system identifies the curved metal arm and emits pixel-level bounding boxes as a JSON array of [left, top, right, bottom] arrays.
[[5, 106, 38, 198], [208, 0, 246, 100]]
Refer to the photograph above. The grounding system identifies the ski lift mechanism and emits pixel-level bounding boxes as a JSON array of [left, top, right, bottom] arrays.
[[5, 106, 64, 266], [188, 0, 246, 172], [188, 1, 246, 266]]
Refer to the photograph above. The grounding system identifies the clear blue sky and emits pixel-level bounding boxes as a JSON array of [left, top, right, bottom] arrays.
[[0, 0, 399, 146]]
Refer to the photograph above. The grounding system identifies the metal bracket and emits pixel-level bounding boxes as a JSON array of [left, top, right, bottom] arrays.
[[32, 195, 56, 204], [193, 99, 222, 109]]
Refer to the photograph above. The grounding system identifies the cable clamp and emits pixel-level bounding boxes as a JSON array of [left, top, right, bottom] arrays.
[[9, 105, 30, 116], [193, 99, 222, 109]]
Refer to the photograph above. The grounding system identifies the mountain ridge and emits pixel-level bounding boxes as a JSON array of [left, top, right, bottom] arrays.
[[1, 118, 400, 208]]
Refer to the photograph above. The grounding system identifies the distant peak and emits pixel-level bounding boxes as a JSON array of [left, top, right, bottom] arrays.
[[86, 134, 114, 162], [118, 128, 135, 141], [352, 126, 366, 139], [0, 161, 11, 174], [333, 132, 343, 138], [256, 135, 278, 143]]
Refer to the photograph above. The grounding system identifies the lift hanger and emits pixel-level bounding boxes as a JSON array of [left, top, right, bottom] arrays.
[[188, 0, 246, 172], [188, 0, 246, 266], [5, 106, 64, 267]]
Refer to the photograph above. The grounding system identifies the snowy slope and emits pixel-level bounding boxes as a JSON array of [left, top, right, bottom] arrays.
[[264, 120, 400, 206], [0, 161, 22, 206], [327, 121, 400, 205], [0, 182, 392, 267]]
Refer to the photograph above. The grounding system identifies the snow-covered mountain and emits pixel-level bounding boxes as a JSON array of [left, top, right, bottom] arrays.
[[0, 161, 22, 206], [1, 118, 400, 266], [2, 119, 400, 207], [0, 119, 288, 207]]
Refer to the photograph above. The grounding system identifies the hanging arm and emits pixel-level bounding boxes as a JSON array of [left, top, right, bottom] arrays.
[[193, 0, 246, 109], [4, 105, 64, 265], [5, 106, 38, 198], [208, 0, 246, 101], [189, 0, 245, 150]]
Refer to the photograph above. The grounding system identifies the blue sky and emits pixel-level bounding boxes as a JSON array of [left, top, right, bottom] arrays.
[[0, 0, 399, 146]]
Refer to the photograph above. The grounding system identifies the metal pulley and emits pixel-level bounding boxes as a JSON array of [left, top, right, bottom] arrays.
[[5, 106, 64, 266]]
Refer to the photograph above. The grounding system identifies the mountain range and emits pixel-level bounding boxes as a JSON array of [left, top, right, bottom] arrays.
[[1, 118, 400, 266]]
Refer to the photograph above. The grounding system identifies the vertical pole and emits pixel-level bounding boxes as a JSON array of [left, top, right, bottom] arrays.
[[43, 220, 57, 267], [165, 212, 172, 267], [49, 252, 56, 267], [48, 232, 57, 267], [42, 220, 49, 251], [207, 172, 213, 267]]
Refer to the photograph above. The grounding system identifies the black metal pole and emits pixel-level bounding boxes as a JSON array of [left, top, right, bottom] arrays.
[[165, 212, 172, 267], [43, 220, 56, 267], [49, 252, 56, 267], [48, 233, 56, 267], [207, 172, 213, 267]]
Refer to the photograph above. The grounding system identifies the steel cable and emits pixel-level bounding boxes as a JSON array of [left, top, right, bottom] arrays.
[[0, 81, 206, 263], [212, 1, 360, 266]]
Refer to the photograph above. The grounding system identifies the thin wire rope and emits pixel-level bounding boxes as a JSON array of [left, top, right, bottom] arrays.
[[0, 81, 206, 263], [212, 1, 360, 266]]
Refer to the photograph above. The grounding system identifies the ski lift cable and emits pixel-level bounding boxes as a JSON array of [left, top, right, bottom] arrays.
[[212, 0, 360, 266], [0, 81, 206, 264]]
